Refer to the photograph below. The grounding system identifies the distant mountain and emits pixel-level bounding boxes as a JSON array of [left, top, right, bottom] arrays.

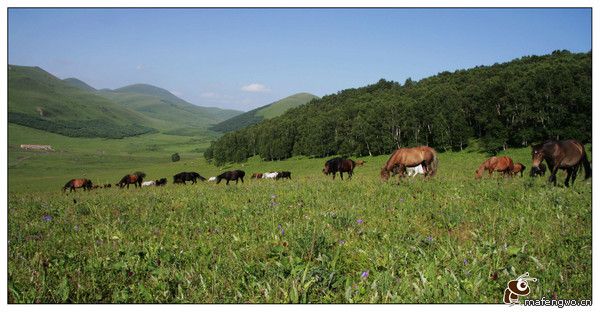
[[98, 84, 242, 134], [8, 65, 155, 138], [63, 77, 96, 92], [210, 92, 319, 132]]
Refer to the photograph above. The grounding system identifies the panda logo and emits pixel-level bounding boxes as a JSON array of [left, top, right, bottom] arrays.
[[503, 272, 537, 304]]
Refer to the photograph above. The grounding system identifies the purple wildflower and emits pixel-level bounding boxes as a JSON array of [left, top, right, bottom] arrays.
[[339, 240, 346, 246], [357, 219, 364, 225], [426, 235, 433, 242], [42, 214, 53, 222], [399, 198, 405, 203], [361, 270, 369, 278], [463, 259, 469, 265], [278, 224, 285, 235]]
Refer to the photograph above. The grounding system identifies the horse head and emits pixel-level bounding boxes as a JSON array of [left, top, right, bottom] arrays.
[[531, 144, 545, 170], [380, 167, 390, 181]]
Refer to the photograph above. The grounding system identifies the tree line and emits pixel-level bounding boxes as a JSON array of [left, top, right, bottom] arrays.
[[205, 50, 591, 166]]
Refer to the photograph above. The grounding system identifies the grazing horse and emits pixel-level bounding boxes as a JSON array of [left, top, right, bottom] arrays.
[[530, 163, 547, 177], [276, 171, 292, 180], [173, 172, 206, 184], [323, 158, 356, 180], [63, 178, 93, 193], [264, 172, 279, 179], [532, 139, 591, 187], [117, 171, 146, 188], [251, 173, 264, 179], [380, 146, 438, 181], [475, 156, 514, 179], [216, 170, 245, 185], [512, 163, 526, 177], [142, 181, 156, 187], [155, 178, 168, 186]]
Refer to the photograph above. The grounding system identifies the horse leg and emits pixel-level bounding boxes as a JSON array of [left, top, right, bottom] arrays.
[[241, 176, 244, 183], [332, 172, 336, 180], [564, 168, 573, 187], [570, 165, 579, 187]]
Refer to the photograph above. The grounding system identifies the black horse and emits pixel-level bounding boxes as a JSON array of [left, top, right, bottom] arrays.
[[276, 171, 292, 180], [529, 163, 547, 177], [531, 139, 591, 187], [155, 178, 168, 186], [173, 172, 206, 184], [216, 170, 245, 185], [323, 157, 356, 180]]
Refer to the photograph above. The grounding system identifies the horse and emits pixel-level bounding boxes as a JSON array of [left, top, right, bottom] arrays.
[[155, 178, 168, 186], [512, 163, 526, 177], [216, 170, 245, 185], [405, 165, 425, 177], [263, 172, 279, 179], [475, 156, 514, 179], [117, 172, 146, 188], [380, 146, 438, 181], [63, 178, 93, 193], [276, 171, 292, 180], [531, 139, 591, 187], [530, 163, 547, 177], [141, 181, 156, 187], [323, 157, 356, 180], [173, 172, 206, 184], [251, 173, 264, 179]]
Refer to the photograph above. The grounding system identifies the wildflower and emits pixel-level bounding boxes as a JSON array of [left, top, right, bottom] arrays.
[[339, 240, 346, 246], [463, 259, 469, 265], [361, 270, 369, 278], [271, 194, 277, 199], [42, 215, 52, 222], [426, 235, 433, 242], [357, 219, 364, 225], [278, 224, 285, 235], [399, 198, 405, 203]]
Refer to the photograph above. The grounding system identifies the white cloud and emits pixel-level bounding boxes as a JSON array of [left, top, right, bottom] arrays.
[[241, 83, 270, 93]]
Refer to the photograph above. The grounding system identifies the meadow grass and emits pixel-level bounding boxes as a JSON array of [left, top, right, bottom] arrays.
[[7, 133, 592, 303]]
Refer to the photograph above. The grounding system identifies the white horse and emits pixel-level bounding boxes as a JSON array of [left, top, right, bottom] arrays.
[[141, 180, 156, 187], [406, 164, 425, 177], [208, 176, 217, 182], [263, 172, 278, 179]]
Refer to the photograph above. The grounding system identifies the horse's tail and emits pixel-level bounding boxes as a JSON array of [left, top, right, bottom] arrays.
[[429, 151, 439, 177], [582, 151, 592, 180]]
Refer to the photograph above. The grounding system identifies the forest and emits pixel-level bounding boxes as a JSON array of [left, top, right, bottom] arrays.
[[205, 50, 591, 165]]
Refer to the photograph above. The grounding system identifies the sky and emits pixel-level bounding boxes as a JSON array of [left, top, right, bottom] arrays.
[[8, 8, 592, 112]]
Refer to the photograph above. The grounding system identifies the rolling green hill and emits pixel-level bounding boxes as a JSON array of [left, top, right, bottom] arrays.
[[209, 92, 318, 132], [8, 65, 156, 138], [63, 77, 96, 92], [98, 84, 242, 135]]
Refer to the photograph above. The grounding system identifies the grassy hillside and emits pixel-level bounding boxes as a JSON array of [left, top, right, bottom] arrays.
[[99, 84, 241, 135], [210, 93, 318, 133], [7, 142, 591, 303], [8, 65, 156, 138], [62, 78, 96, 92]]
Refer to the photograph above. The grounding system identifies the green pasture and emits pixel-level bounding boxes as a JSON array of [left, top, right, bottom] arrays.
[[7, 124, 592, 303]]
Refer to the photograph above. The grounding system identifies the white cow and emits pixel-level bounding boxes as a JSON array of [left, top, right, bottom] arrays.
[[208, 176, 217, 182], [141, 180, 156, 187], [263, 172, 279, 179], [406, 165, 425, 177]]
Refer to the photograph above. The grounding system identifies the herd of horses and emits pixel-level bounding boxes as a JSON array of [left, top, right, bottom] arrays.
[[62, 139, 591, 193]]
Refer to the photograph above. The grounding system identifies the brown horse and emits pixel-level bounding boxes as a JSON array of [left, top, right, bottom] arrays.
[[532, 139, 591, 187], [63, 178, 93, 193], [512, 163, 526, 177], [251, 173, 263, 179], [117, 171, 146, 188], [323, 158, 356, 180], [380, 146, 438, 181], [475, 156, 514, 179]]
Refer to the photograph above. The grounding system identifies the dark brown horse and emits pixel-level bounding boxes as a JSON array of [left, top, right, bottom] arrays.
[[532, 140, 591, 187], [475, 156, 514, 179], [323, 158, 356, 180], [63, 178, 93, 193], [251, 173, 263, 179], [380, 146, 438, 181], [216, 170, 245, 185], [512, 163, 526, 177], [117, 171, 146, 188]]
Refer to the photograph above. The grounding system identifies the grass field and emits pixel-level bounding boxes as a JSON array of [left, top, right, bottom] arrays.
[[7, 125, 592, 303]]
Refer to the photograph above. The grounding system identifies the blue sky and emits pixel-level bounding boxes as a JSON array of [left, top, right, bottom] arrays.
[[8, 8, 592, 111]]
